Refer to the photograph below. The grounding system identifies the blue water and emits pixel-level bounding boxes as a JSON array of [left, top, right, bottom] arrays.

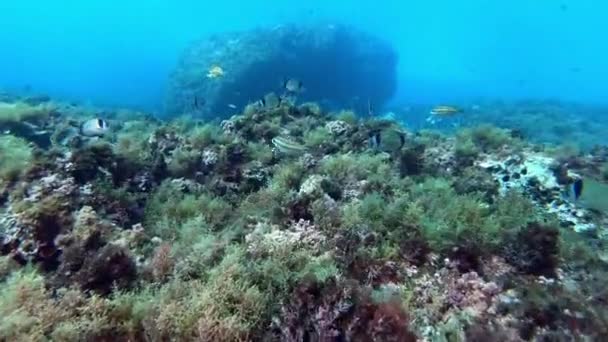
[[1, 0, 607, 111]]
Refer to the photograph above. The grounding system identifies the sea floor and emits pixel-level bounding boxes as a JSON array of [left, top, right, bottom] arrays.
[[1, 94, 607, 341]]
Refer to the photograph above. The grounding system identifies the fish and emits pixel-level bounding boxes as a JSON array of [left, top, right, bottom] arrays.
[[227, 104, 237, 109], [80, 118, 109, 137], [206, 65, 225, 79], [283, 78, 304, 93], [253, 93, 281, 109], [571, 178, 608, 214], [368, 129, 406, 153], [367, 99, 374, 116], [254, 98, 266, 108], [429, 105, 462, 117], [271, 136, 307, 155], [263, 92, 281, 108], [427, 105, 463, 124]]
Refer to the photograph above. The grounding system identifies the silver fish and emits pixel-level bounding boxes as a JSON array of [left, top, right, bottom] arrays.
[[284, 78, 304, 93], [368, 129, 406, 153], [80, 118, 109, 137]]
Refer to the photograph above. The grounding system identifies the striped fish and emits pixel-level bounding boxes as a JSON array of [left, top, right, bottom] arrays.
[[429, 105, 462, 117], [271, 136, 307, 155]]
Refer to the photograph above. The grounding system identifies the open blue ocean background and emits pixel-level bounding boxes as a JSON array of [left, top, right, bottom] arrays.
[[1, 0, 606, 112]]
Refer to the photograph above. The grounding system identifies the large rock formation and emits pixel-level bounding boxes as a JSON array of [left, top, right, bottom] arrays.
[[164, 23, 398, 119]]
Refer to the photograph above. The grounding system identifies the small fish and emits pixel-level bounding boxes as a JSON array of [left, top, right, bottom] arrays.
[[271, 136, 307, 155], [21, 121, 41, 130], [429, 105, 462, 117], [263, 92, 281, 108], [227, 104, 237, 109], [572, 178, 608, 213], [254, 98, 266, 108], [253, 93, 281, 109], [80, 118, 109, 137], [283, 78, 304, 93], [368, 129, 406, 153], [367, 99, 374, 116], [206, 65, 225, 79]]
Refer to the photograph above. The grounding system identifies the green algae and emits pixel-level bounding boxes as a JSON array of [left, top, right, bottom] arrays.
[[0, 135, 33, 182], [188, 123, 230, 149], [1, 95, 608, 341], [0, 102, 54, 124], [335, 109, 358, 125], [303, 126, 330, 148]]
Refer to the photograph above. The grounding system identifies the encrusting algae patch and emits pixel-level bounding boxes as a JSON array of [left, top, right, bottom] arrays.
[[0, 92, 607, 341]]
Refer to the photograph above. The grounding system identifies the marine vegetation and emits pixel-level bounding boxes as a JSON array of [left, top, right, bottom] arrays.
[[1, 93, 608, 341], [0, 135, 34, 182], [0, 101, 55, 124]]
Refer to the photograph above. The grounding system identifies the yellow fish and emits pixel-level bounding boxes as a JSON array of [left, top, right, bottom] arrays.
[[429, 105, 462, 117], [206, 65, 225, 79]]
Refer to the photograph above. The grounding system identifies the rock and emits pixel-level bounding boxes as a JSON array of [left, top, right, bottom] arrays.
[[299, 153, 317, 169], [201, 149, 219, 168], [325, 120, 350, 136], [476, 151, 597, 232], [299, 175, 325, 199], [164, 24, 397, 119]]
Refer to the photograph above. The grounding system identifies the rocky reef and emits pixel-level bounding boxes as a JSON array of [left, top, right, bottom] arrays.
[[164, 23, 398, 120], [1, 93, 608, 341]]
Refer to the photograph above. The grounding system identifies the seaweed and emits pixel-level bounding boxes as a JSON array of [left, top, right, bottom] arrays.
[[0, 135, 34, 182], [76, 244, 136, 295], [398, 144, 425, 177], [503, 222, 560, 277], [272, 278, 416, 341], [0, 101, 54, 124], [1, 92, 607, 340], [70, 143, 115, 183]]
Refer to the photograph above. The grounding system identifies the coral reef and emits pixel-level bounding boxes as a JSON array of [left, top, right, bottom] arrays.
[[0, 92, 607, 341]]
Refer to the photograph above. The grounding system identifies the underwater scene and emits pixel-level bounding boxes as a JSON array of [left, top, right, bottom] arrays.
[[1, 1, 608, 341]]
